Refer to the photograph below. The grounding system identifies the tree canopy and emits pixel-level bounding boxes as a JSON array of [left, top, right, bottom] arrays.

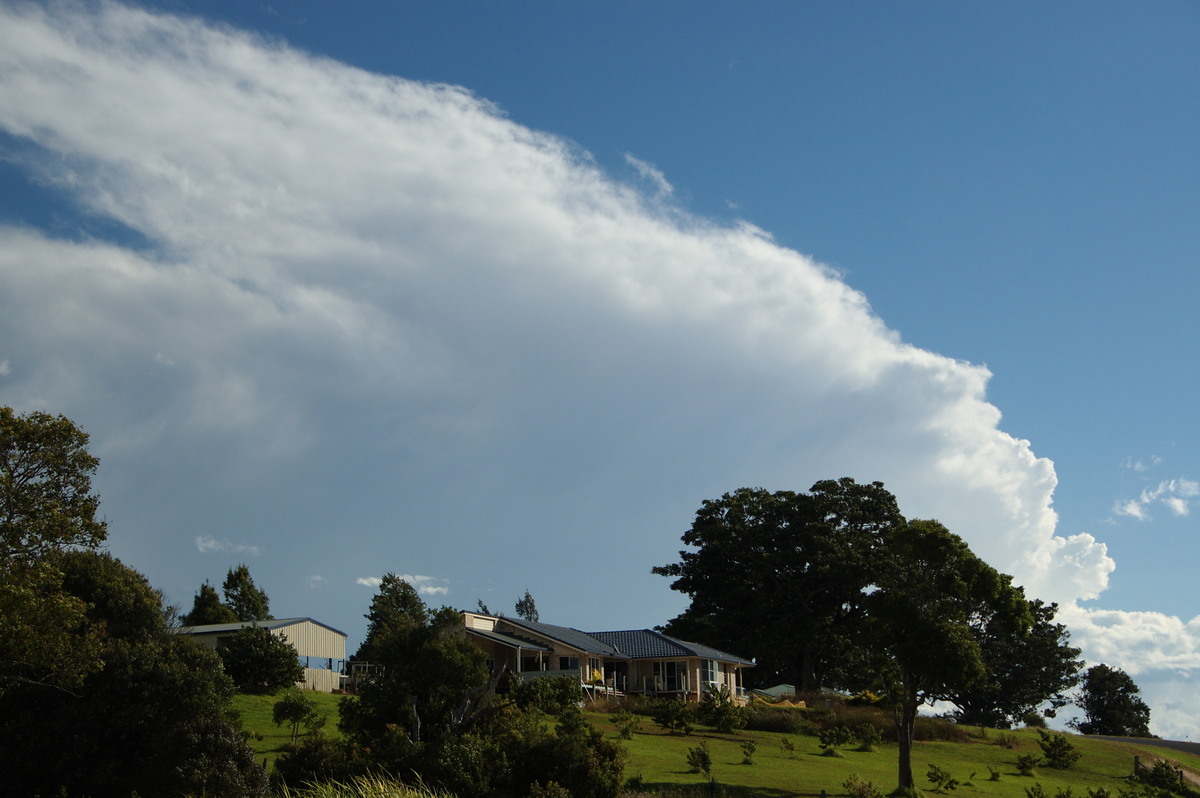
[[222, 563, 271, 621], [515, 588, 539, 622], [218, 624, 304, 693], [654, 478, 903, 691], [1070, 664, 1153, 737], [182, 580, 239, 625]]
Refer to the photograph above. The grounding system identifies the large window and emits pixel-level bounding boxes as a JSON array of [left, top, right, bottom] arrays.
[[653, 661, 688, 692], [701, 659, 721, 688]]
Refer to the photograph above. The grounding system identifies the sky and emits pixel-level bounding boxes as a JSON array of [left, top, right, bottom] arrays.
[[1, 0, 1198, 737]]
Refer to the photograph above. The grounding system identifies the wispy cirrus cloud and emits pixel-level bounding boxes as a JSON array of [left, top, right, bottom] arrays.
[[355, 575, 450, 597], [1114, 478, 1200, 521], [194, 536, 263, 556]]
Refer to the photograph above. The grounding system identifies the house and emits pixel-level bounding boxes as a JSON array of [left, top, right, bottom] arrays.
[[177, 617, 347, 692], [461, 612, 752, 703]]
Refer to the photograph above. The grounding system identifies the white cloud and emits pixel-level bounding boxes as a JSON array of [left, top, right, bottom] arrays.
[[355, 577, 382, 588], [1124, 455, 1163, 473], [624, 154, 674, 198], [1114, 478, 1199, 521], [0, 0, 1195, 738], [194, 536, 263, 556]]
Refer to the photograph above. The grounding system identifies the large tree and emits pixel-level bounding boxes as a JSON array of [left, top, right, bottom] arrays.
[[1070, 664, 1152, 737], [515, 589, 539, 622], [0, 550, 268, 797], [864, 519, 1031, 791], [222, 563, 271, 621], [950, 597, 1082, 729], [0, 407, 107, 695], [653, 478, 903, 690], [219, 624, 304, 693]]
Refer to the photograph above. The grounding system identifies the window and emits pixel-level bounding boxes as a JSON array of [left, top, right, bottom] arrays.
[[701, 659, 721, 687], [653, 661, 688, 692]]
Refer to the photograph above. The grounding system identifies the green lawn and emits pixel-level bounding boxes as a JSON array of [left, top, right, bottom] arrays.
[[232, 690, 345, 771], [588, 713, 1200, 798], [231, 694, 1200, 797]]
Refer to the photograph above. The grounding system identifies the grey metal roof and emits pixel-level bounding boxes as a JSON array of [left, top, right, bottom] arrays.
[[176, 617, 348, 638], [588, 629, 753, 666], [500, 618, 628, 658], [465, 625, 552, 652]]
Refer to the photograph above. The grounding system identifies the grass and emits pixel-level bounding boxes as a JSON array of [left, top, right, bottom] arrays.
[[232, 690, 345, 771], [231, 693, 1200, 797], [589, 711, 1200, 798]]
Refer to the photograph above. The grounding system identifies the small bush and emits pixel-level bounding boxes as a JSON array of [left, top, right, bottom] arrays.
[[700, 684, 746, 734], [741, 739, 757, 765], [988, 767, 1002, 782], [845, 774, 883, 798], [612, 708, 642, 739], [528, 782, 572, 798], [1133, 759, 1186, 792], [652, 699, 695, 735], [1026, 785, 1048, 798], [819, 724, 855, 756], [1087, 788, 1113, 798], [1054, 788, 1075, 798], [780, 737, 797, 759], [856, 722, 883, 752], [927, 764, 959, 793], [1017, 753, 1042, 776], [1037, 730, 1081, 770], [995, 733, 1020, 749], [743, 704, 817, 735], [686, 741, 713, 776]]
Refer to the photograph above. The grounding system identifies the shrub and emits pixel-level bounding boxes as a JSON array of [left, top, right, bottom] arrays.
[[686, 741, 712, 776], [219, 624, 304, 694], [743, 704, 816, 735], [1037, 730, 1081, 770], [927, 764, 960, 793], [528, 782, 572, 798], [1023, 711, 1049, 729], [780, 737, 797, 758], [700, 685, 746, 734], [1026, 785, 1048, 798], [511, 675, 584, 715], [652, 698, 695, 735], [1017, 754, 1042, 776], [988, 766, 1002, 782], [612, 708, 642, 739], [856, 722, 883, 752], [273, 689, 326, 744], [1133, 759, 1186, 793], [995, 733, 1020, 749], [845, 774, 883, 798], [741, 739, 757, 765], [819, 724, 854, 755]]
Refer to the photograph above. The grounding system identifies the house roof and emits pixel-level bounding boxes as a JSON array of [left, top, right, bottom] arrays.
[[176, 617, 348, 638], [465, 625, 552, 652], [498, 618, 628, 658], [589, 629, 754, 666]]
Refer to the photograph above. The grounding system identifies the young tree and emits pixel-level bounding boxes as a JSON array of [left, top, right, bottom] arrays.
[[864, 519, 1030, 791], [0, 550, 268, 797], [182, 580, 239, 625], [950, 598, 1082, 729], [222, 563, 271, 621], [219, 624, 304, 694], [515, 589, 539, 622], [653, 478, 903, 690], [273, 688, 325, 743], [1070, 664, 1152, 737]]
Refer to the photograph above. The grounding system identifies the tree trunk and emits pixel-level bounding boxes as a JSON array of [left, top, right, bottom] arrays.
[[895, 695, 918, 791]]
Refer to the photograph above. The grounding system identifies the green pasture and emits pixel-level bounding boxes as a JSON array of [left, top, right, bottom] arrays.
[[232, 690, 345, 771]]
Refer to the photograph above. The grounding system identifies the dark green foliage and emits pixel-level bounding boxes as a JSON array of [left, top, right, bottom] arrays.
[[0, 550, 267, 798], [1017, 753, 1042, 776], [222, 563, 271, 621], [0, 407, 108, 695], [988, 767, 1002, 781], [1133, 759, 1189, 794], [1024, 711, 1050, 728], [927, 764, 960, 792], [687, 740, 713, 775], [515, 588, 539, 622], [272, 736, 369, 787], [273, 688, 326, 743], [219, 623, 304, 693], [1026, 785, 1048, 798], [1037, 730, 1081, 769], [182, 580, 238, 625], [700, 684, 746, 733], [353, 572, 428, 662], [0, 406, 107, 562], [865, 519, 1030, 791], [951, 599, 1081, 730], [741, 738, 757, 764], [744, 704, 818, 735], [780, 736, 797, 758], [511, 673, 584, 715], [652, 697, 696, 734], [1070, 664, 1153, 737], [654, 478, 903, 692]]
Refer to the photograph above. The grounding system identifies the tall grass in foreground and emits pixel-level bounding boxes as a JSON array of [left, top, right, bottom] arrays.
[[278, 774, 455, 798]]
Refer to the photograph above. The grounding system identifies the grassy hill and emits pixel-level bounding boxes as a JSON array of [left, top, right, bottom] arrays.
[[232, 693, 1200, 797]]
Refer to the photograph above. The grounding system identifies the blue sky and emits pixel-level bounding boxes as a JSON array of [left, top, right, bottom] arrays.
[[2, 1, 1198, 737]]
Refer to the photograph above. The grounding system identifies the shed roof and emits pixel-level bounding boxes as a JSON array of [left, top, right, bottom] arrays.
[[176, 617, 348, 638]]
